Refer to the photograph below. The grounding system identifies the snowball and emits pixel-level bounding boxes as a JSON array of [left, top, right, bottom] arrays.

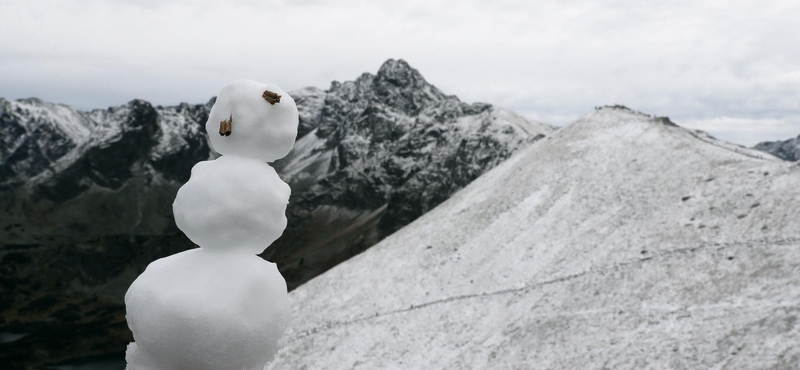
[[125, 248, 290, 370], [173, 155, 290, 255], [206, 79, 299, 162]]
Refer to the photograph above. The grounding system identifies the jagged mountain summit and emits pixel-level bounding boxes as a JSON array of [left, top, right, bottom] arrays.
[[0, 59, 552, 368], [267, 59, 554, 288], [267, 106, 800, 370], [754, 134, 800, 161]]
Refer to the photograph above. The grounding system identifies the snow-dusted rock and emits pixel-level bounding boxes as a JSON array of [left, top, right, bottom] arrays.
[[206, 80, 298, 162], [0, 97, 213, 240], [267, 106, 800, 370]]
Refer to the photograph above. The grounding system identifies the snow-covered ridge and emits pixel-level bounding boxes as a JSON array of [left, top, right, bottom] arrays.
[[268, 106, 800, 369], [1, 97, 214, 193], [575, 106, 778, 160]]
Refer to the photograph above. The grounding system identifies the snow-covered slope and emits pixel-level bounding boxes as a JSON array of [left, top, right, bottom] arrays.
[[267, 106, 800, 370], [754, 134, 800, 161]]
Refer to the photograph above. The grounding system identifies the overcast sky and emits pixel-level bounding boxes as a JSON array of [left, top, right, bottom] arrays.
[[1, 0, 798, 146]]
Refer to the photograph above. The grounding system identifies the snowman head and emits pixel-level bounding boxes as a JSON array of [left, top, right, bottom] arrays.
[[206, 79, 299, 162], [172, 155, 290, 254]]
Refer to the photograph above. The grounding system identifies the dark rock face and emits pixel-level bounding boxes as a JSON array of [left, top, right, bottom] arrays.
[[37, 100, 161, 202], [0, 98, 214, 238], [0, 99, 81, 191], [753, 135, 800, 161], [0, 59, 553, 369], [148, 102, 213, 183]]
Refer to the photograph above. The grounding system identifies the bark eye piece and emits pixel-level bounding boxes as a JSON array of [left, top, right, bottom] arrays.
[[219, 114, 232, 136], [262, 90, 282, 105]]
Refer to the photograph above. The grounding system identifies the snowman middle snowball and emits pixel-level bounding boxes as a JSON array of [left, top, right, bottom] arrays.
[[173, 155, 291, 254]]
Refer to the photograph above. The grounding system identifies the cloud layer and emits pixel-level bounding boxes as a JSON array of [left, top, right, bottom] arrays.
[[1, 0, 798, 145]]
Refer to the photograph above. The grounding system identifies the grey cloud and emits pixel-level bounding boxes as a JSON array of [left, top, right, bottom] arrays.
[[0, 0, 798, 145]]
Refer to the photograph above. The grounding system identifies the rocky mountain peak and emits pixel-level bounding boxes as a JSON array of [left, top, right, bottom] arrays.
[[320, 59, 452, 121], [266, 61, 554, 289], [374, 59, 450, 113], [376, 59, 431, 90]]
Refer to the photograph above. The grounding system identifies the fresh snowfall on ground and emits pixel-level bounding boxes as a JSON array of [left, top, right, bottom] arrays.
[[266, 106, 800, 370]]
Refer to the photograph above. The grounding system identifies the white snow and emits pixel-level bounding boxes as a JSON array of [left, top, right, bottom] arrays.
[[125, 80, 297, 370], [491, 107, 556, 137], [206, 80, 299, 162], [266, 107, 800, 370], [6, 98, 94, 143], [124, 249, 289, 370], [172, 155, 290, 255]]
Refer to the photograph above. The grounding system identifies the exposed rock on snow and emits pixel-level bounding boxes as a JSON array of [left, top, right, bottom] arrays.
[[267, 106, 800, 370], [754, 134, 800, 161]]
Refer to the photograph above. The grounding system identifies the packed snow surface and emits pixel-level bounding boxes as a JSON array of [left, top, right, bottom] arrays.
[[173, 155, 290, 255], [125, 249, 289, 370], [206, 79, 298, 162], [126, 80, 297, 370], [267, 107, 800, 370]]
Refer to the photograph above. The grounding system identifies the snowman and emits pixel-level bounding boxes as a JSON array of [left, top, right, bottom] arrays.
[[124, 80, 298, 370]]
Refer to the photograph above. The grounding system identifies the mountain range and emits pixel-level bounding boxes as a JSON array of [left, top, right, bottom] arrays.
[[267, 106, 800, 370], [0, 60, 552, 368], [2, 59, 797, 369]]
